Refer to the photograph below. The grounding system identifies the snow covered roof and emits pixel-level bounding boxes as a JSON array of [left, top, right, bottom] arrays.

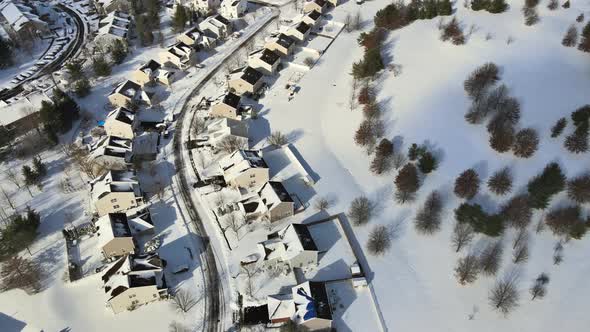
[[250, 48, 280, 65], [292, 281, 332, 323], [95, 213, 133, 249], [98, 10, 130, 39], [259, 181, 293, 212], [267, 294, 295, 321], [205, 117, 248, 139], [132, 132, 159, 156], [106, 107, 135, 125], [274, 33, 295, 49], [307, 9, 321, 21], [165, 41, 192, 60], [102, 254, 165, 300], [294, 21, 311, 34], [258, 239, 287, 262], [91, 169, 141, 202], [112, 80, 141, 98], [0, 0, 47, 33], [279, 223, 318, 257], [219, 150, 268, 183], [219, 92, 241, 109], [139, 59, 162, 74], [89, 135, 133, 161]]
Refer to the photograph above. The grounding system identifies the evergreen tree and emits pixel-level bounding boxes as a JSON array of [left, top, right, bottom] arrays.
[[488, 0, 509, 13], [562, 25, 578, 47], [577, 22, 590, 52], [471, 0, 490, 11], [0, 37, 13, 69], [512, 128, 539, 158], [454, 169, 480, 200], [32, 156, 46, 177], [92, 55, 111, 77], [550, 117, 567, 138], [395, 163, 420, 203], [567, 173, 590, 204], [74, 77, 91, 98], [110, 39, 128, 65], [172, 5, 189, 32], [418, 151, 438, 174], [22, 165, 40, 189], [64, 61, 84, 81], [437, 0, 453, 16], [488, 167, 512, 195], [407, 143, 425, 161], [527, 162, 566, 209], [564, 125, 589, 154], [455, 202, 504, 236]]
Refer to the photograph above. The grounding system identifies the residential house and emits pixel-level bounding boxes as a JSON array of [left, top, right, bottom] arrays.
[[202, 117, 249, 148], [96, 11, 131, 44], [302, 9, 321, 27], [326, 0, 339, 7], [210, 92, 245, 120], [198, 14, 231, 39], [0, 0, 49, 39], [219, 150, 269, 189], [101, 254, 167, 313], [189, 0, 222, 14], [291, 281, 332, 331], [285, 21, 311, 43], [132, 132, 159, 161], [247, 48, 281, 75], [276, 223, 318, 268], [94, 208, 154, 260], [159, 41, 196, 70], [104, 107, 136, 139], [131, 60, 175, 87], [94, 0, 131, 16], [176, 26, 216, 49], [258, 181, 294, 222], [88, 135, 133, 170], [264, 33, 295, 57], [90, 170, 144, 216], [219, 0, 246, 19], [303, 0, 327, 14], [267, 294, 295, 325], [108, 80, 155, 108], [228, 66, 264, 96]]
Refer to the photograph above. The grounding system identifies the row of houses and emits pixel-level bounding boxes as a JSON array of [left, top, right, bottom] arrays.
[[0, 0, 50, 41]]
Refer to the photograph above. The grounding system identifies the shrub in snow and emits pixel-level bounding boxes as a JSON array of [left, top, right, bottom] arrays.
[[74, 78, 91, 98], [470, 0, 509, 14], [576, 13, 584, 23], [547, 0, 558, 10], [523, 7, 540, 26], [440, 17, 466, 45], [394, 163, 420, 203], [268, 131, 288, 147], [418, 151, 438, 174], [415, 191, 443, 235], [562, 25, 578, 47], [454, 168, 480, 200], [550, 117, 567, 137], [512, 128, 539, 158], [570, 105, 590, 126], [454, 254, 480, 285], [478, 241, 504, 276], [366, 225, 392, 255], [488, 167, 513, 195], [530, 273, 550, 300], [303, 57, 315, 68], [314, 197, 330, 211], [500, 194, 533, 229], [455, 202, 504, 236], [463, 63, 501, 101], [567, 173, 590, 204], [348, 196, 374, 226], [527, 162, 566, 209], [562, 0, 570, 8]]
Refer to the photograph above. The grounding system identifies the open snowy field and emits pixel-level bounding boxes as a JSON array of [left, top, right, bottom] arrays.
[[252, 0, 590, 331]]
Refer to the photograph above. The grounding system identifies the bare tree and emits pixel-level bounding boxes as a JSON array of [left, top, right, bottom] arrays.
[[5, 168, 21, 189], [479, 241, 504, 276], [349, 78, 358, 111], [489, 271, 520, 316], [392, 152, 407, 169], [452, 222, 474, 252], [553, 241, 564, 265], [241, 264, 261, 297], [512, 228, 528, 250], [0, 256, 42, 294], [500, 194, 532, 229], [192, 117, 207, 137], [313, 196, 331, 211], [512, 242, 529, 264], [455, 254, 481, 285], [530, 273, 549, 300], [217, 136, 247, 153], [227, 212, 245, 239], [347, 196, 373, 226], [0, 186, 14, 210], [172, 289, 198, 313], [268, 131, 289, 147], [366, 225, 391, 256]]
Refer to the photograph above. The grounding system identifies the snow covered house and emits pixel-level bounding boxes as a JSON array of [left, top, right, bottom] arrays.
[[302, 9, 321, 27], [94, 209, 155, 260], [264, 33, 296, 57], [228, 66, 264, 96], [202, 117, 249, 147], [94, 0, 132, 16], [303, 0, 327, 14], [219, 0, 246, 19], [131, 60, 175, 87], [104, 107, 137, 139], [248, 48, 281, 75], [210, 92, 245, 120], [108, 80, 155, 109], [101, 254, 167, 314], [267, 294, 295, 325], [275, 223, 318, 268], [258, 181, 294, 222], [219, 150, 269, 190], [198, 14, 231, 39], [159, 41, 196, 70], [188, 0, 221, 14], [96, 11, 131, 44], [132, 132, 159, 161], [0, 0, 49, 39], [285, 21, 311, 43], [90, 170, 144, 216], [88, 135, 133, 170], [176, 26, 216, 49], [291, 281, 332, 331]]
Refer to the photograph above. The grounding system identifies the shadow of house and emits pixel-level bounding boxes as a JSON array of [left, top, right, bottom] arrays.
[[0, 312, 27, 332]]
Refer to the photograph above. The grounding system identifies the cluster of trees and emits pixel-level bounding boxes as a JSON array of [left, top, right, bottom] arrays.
[[375, 0, 452, 30], [0, 209, 41, 260], [39, 89, 80, 144], [557, 105, 590, 153], [455, 202, 504, 236], [470, 0, 509, 13], [414, 190, 444, 235], [344, 11, 362, 33], [0, 255, 42, 294], [464, 63, 539, 158], [172, 5, 191, 32], [21, 156, 47, 193], [563, 21, 590, 51], [522, 0, 540, 26], [545, 205, 588, 239], [392, 144, 439, 203], [0, 37, 13, 69], [354, 84, 386, 157], [408, 143, 439, 174], [352, 30, 385, 79], [132, 0, 162, 46], [65, 60, 91, 97], [440, 17, 466, 45]]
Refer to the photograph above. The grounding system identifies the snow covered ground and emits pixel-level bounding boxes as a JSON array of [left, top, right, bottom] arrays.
[[249, 0, 590, 331]]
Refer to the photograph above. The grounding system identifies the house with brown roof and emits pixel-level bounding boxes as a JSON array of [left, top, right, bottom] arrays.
[[264, 33, 296, 57], [228, 66, 265, 96], [248, 48, 281, 75]]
